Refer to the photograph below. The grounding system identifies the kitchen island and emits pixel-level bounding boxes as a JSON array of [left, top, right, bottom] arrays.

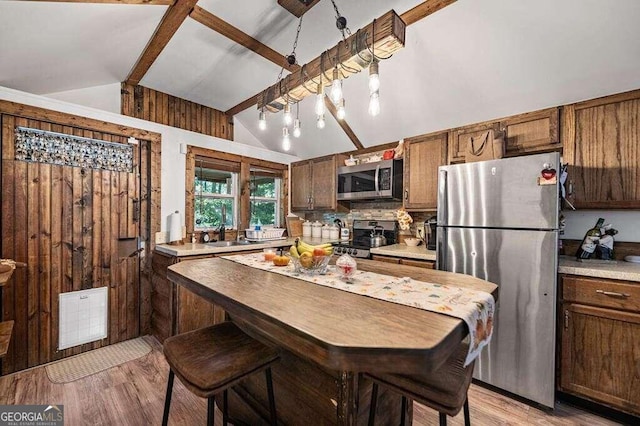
[[167, 257, 497, 425]]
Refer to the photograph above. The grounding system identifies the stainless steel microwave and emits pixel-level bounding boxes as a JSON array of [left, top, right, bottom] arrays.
[[336, 159, 403, 201]]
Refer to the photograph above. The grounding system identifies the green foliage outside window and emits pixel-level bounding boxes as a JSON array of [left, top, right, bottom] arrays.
[[194, 171, 235, 229], [250, 176, 279, 227]]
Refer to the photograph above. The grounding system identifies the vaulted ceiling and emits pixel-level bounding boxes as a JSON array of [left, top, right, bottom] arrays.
[[1, 0, 639, 159]]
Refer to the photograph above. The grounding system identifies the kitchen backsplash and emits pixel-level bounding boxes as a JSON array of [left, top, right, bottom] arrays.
[[299, 201, 435, 236], [562, 210, 640, 243]]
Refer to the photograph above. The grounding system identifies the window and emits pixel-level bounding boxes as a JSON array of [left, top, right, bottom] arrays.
[[250, 170, 281, 227], [194, 160, 238, 230]]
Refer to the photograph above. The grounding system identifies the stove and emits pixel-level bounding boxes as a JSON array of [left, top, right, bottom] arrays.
[[332, 220, 399, 259], [332, 242, 371, 258]]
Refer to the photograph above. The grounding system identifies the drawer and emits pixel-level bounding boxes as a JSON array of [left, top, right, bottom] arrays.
[[562, 275, 640, 312], [400, 258, 435, 269], [371, 255, 400, 264]]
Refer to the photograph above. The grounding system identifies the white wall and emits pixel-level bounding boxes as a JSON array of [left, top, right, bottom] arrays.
[[0, 86, 300, 232], [43, 83, 122, 115], [563, 210, 640, 243]]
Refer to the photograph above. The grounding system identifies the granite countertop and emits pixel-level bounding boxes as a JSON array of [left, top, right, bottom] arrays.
[[558, 256, 640, 282], [370, 244, 437, 261], [155, 237, 340, 257]]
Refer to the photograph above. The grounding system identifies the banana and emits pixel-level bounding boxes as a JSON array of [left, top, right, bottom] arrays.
[[297, 239, 334, 255], [289, 245, 300, 258]]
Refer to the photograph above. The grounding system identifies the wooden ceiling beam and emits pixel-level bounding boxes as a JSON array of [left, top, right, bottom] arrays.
[[324, 95, 364, 150], [20, 0, 174, 4], [125, 0, 198, 86], [259, 10, 405, 111], [277, 0, 321, 18], [190, 6, 300, 73], [227, 0, 459, 116], [400, 0, 457, 26]]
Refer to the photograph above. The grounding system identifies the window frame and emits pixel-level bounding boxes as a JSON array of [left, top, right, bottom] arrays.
[[249, 176, 281, 227], [194, 171, 239, 231]]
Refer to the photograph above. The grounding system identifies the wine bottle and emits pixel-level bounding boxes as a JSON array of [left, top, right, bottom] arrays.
[[575, 218, 605, 259]]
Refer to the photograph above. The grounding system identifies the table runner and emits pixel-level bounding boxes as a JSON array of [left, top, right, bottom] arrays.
[[222, 253, 494, 366]]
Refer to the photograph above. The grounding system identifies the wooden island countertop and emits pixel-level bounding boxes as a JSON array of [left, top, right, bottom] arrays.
[[167, 257, 497, 425]]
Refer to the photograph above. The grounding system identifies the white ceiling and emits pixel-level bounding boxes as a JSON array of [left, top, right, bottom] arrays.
[[1, 0, 639, 159]]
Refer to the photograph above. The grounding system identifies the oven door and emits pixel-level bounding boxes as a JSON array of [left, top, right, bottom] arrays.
[[337, 160, 394, 200]]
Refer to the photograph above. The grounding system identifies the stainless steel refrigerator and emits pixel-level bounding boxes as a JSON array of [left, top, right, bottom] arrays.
[[436, 152, 559, 408]]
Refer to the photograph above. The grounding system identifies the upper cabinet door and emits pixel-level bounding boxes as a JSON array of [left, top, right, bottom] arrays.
[[403, 133, 447, 210], [448, 122, 500, 164], [563, 90, 640, 208], [291, 161, 312, 211], [500, 107, 560, 155], [310, 156, 337, 210]]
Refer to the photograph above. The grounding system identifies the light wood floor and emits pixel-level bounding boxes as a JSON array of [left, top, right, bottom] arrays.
[[0, 336, 623, 425]]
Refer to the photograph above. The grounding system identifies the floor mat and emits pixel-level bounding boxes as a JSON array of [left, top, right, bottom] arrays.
[[45, 337, 152, 384]]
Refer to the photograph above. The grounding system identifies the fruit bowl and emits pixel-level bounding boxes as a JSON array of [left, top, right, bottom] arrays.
[[290, 254, 331, 275]]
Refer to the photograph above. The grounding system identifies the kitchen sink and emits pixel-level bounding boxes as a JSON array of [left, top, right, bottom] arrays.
[[206, 240, 255, 247]]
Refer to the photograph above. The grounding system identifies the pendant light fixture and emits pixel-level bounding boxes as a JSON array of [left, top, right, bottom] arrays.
[[317, 114, 326, 129], [336, 99, 346, 120], [330, 66, 342, 104], [315, 81, 325, 115], [258, 109, 267, 130], [283, 101, 293, 126], [282, 127, 291, 151], [368, 92, 380, 116], [369, 60, 380, 93], [293, 103, 301, 138]]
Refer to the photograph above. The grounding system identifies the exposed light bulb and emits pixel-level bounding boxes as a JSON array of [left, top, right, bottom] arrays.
[[315, 83, 325, 115], [293, 119, 301, 138], [258, 110, 267, 130], [283, 103, 292, 126], [368, 91, 380, 116], [336, 99, 346, 120], [282, 127, 291, 151], [330, 67, 342, 104], [368, 61, 380, 94], [316, 114, 326, 129]]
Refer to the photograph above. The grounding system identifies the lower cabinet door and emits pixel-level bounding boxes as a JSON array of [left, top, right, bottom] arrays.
[[560, 303, 640, 416]]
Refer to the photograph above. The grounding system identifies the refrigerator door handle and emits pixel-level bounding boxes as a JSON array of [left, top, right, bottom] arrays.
[[436, 226, 447, 271], [437, 169, 448, 226]]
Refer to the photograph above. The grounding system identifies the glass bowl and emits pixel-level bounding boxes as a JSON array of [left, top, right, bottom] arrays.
[[290, 254, 331, 275]]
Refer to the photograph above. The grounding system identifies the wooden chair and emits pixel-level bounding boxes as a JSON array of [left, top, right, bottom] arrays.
[[162, 322, 279, 426], [366, 343, 473, 426]]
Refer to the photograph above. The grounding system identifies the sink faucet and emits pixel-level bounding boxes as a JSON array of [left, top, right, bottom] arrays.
[[236, 217, 243, 241], [219, 205, 226, 241]]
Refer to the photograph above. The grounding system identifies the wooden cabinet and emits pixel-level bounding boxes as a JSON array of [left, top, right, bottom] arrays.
[[563, 89, 640, 208], [291, 155, 341, 211], [559, 275, 640, 416], [371, 254, 435, 269], [403, 132, 447, 210], [500, 107, 560, 155], [150, 252, 225, 342], [448, 107, 560, 164], [448, 122, 500, 164], [290, 161, 312, 211]]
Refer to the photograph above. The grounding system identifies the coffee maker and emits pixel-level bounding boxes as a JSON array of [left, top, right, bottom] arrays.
[[425, 216, 437, 250]]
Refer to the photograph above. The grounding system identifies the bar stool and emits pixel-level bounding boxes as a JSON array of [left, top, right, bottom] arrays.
[[366, 343, 473, 426], [162, 322, 279, 426]]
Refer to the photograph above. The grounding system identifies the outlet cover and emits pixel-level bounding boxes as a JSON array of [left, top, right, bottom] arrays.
[[155, 231, 169, 244]]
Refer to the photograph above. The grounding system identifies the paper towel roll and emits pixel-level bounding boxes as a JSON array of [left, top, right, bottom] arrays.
[[168, 211, 182, 243]]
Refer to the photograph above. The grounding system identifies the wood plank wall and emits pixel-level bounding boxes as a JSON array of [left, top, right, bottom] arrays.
[[0, 114, 151, 374], [121, 83, 234, 141]]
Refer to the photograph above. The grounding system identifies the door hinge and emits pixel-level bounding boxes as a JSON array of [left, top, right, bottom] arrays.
[[564, 310, 570, 329]]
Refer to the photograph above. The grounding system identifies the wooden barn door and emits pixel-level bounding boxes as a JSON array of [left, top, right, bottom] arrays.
[[0, 114, 147, 374]]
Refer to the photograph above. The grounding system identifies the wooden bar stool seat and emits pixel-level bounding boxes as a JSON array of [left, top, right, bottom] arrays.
[[162, 322, 279, 426], [366, 343, 473, 426]]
